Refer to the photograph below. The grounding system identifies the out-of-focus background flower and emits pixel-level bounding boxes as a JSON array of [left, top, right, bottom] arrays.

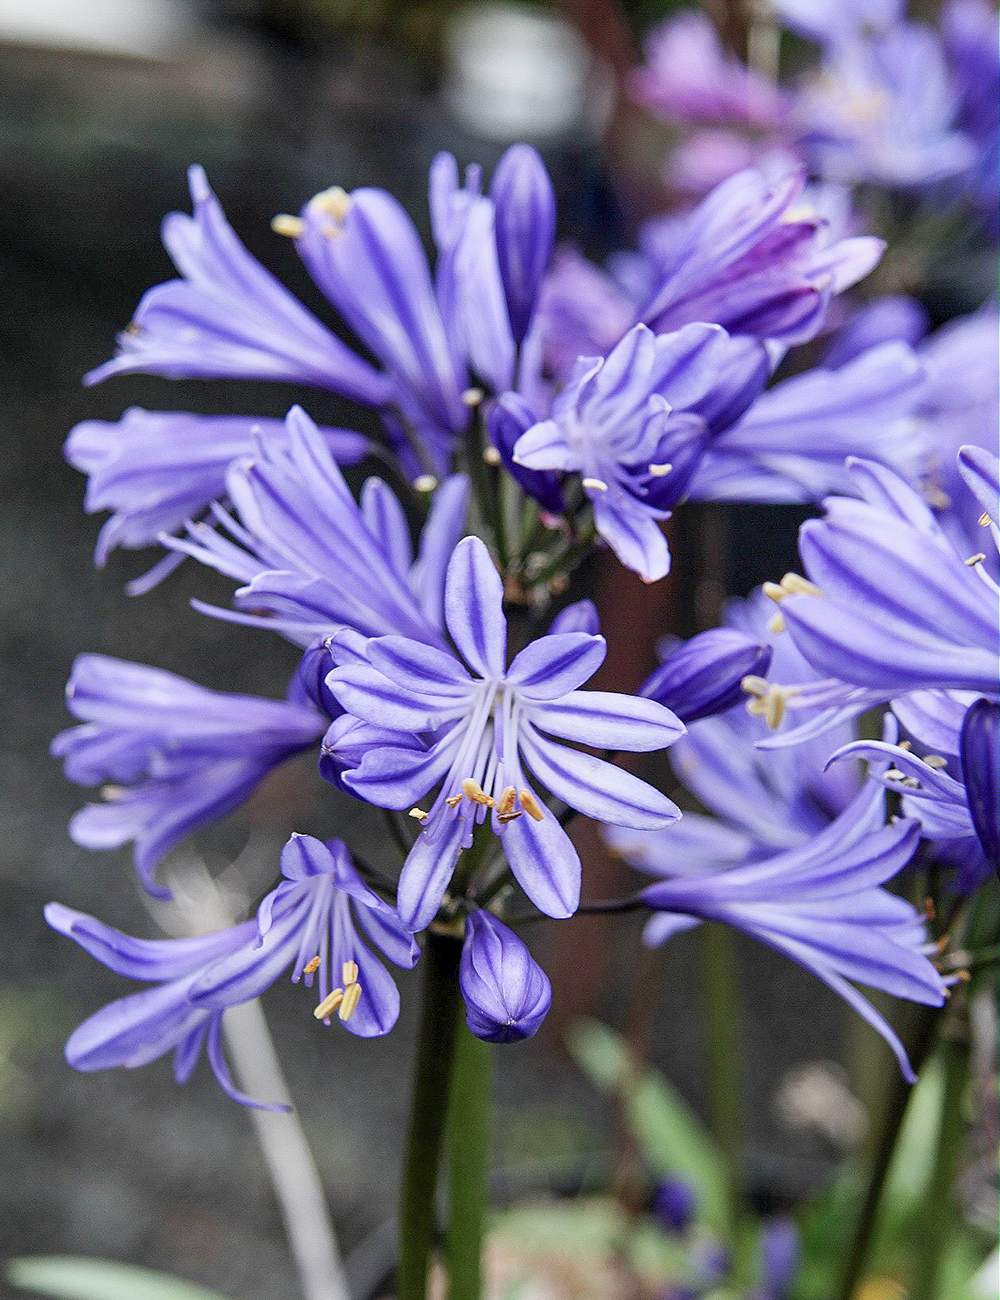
[[0, 2, 994, 1298]]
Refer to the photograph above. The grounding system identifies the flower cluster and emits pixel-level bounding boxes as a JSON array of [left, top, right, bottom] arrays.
[[46, 114, 991, 1111]]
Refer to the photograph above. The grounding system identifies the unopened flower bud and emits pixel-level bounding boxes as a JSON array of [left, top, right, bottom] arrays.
[[490, 143, 555, 344], [459, 910, 552, 1043], [641, 627, 772, 723]]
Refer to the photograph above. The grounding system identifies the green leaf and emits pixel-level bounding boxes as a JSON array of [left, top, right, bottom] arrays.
[[7, 1257, 235, 1300], [566, 1018, 728, 1231]]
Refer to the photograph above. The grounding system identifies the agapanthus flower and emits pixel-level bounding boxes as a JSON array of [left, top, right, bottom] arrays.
[[828, 702, 999, 888], [512, 322, 769, 580], [65, 409, 369, 575], [628, 11, 789, 130], [52, 655, 325, 897], [459, 909, 552, 1042], [45, 835, 418, 1106], [640, 626, 772, 725], [168, 405, 469, 649], [941, 0, 1000, 227], [326, 536, 685, 930], [607, 775, 946, 1081]]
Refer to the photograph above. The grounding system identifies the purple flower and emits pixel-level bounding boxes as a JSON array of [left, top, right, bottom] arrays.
[[942, 0, 1000, 225], [512, 322, 769, 580], [776, 457, 999, 701], [635, 168, 884, 345], [169, 406, 470, 648], [641, 627, 772, 724], [686, 340, 928, 503], [45, 835, 418, 1106], [65, 408, 370, 569], [459, 909, 551, 1042], [326, 536, 685, 930], [52, 655, 324, 897], [86, 165, 389, 406], [608, 776, 947, 1081], [629, 11, 789, 129]]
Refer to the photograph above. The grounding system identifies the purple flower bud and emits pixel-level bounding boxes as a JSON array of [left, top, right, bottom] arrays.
[[960, 698, 1000, 872], [296, 638, 342, 718], [491, 144, 556, 344], [459, 910, 552, 1043], [641, 627, 772, 723], [650, 1177, 696, 1233], [487, 392, 564, 515]]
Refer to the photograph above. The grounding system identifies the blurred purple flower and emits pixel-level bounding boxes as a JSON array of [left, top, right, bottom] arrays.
[[459, 910, 552, 1042], [52, 655, 325, 897], [327, 536, 685, 930], [650, 1177, 696, 1234], [641, 627, 772, 724]]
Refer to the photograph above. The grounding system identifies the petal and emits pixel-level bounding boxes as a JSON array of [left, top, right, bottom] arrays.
[[325, 664, 456, 731], [960, 699, 1000, 870], [444, 537, 508, 678], [527, 691, 686, 751], [500, 791, 581, 918], [592, 496, 671, 582], [396, 817, 467, 931], [507, 634, 607, 699], [367, 636, 473, 696], [513, 419, 580, 472]]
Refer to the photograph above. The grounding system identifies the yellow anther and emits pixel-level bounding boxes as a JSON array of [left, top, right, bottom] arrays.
[[462, 387, 485, 407], [781, 202, 819, 225], [764, 684, 786, 730], [923, 754, 948, 769], [746, 697, 768, 717], [414, 474, 438, 493], [314, 988, 344, 1020], [445, 793, 463, 808], [978, 511, 992, 527], [768, 611, 786, 634], [780, 572, 822, 596], [965, 552, 986, 566], [763, 581, 787, 604], [497, 809, 523, 824], [581, 477, 609, 492], [461, 777, 495, 807], [342, 960, 360, 986], [482, 445, 502, 466], [648, 462, 673, 477], [741, 675, 769, 698], [310, 186, 352, 221], [518, 788, 545, 821], [303, 956, 321, 976], [898, 740, 912, 751], [339, 982, 363, 1021], [271, 214, 305, 238], [496, 786, 517, 818], [408, 807, 429, 822]]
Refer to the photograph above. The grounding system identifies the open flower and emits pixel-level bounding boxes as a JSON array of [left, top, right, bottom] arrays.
[[45, 836, 418, 1107], [52, 655, 325, 896], [326, 536, 685, 930]]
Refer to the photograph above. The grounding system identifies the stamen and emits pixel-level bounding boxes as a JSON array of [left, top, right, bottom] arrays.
[[768, 611, 786, 634], [898, 740, 912, 751], [271, 214, 305, 238], [482, 445, 502, 466], [339, 982, 363, 1021], [497, 810, 523, 824], [310, 186, 352, 221], [581, 478, 609, 492], [408, 807, 429, 822], [923, 755, 948, 769], [462, 387, 485, 407], [414, 474, 438, 493], [741, 675, 769, 698], [746, 698, 768, 717], [923, 897, 936, 922], [648, 462, 673, 477], [518, 788, 545, 821], [303, 956, 321, 976], [445, 793, 464, 808], [979, 511, 992, 527], [965, 552, 986, 566], [780, 572, 822, 596], [764, 684, 786, 730], [496, 786, 517, 818], [314, 988, 344, 1020], [762, 581, 787, 604], [461, 777, 495, 807]]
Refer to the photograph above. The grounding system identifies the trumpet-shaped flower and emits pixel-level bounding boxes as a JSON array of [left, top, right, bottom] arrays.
[[45, 835, 418, 1106], [459, 910, 552, 1042], [52, 655, 325, 896], [168, 406, 470, 648], [326, 536, 685, 930], [608, 777, 946, 1081]]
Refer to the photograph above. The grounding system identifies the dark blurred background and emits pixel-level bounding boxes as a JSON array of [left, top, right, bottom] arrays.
[[0, 3, 867, 1297]]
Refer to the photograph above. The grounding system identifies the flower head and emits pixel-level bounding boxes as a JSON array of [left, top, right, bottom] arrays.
[[52, 655, 325, 897], [459, 910, 552, 1042], [327, 536, 685, 930], [45, 835, 417, 1106]]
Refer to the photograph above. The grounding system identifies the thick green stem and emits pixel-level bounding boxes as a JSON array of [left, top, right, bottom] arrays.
[[836, 1005, 941, 1300], [397, 931, 463, 1300], [701, 923, 744, 1238], [446, 1022, 493, 1300], [909, 1033, 968, 1300]]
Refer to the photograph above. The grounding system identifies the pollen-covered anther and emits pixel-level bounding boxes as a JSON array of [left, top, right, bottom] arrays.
[[414, 474, 438, 494], [648, 462, 673, 477], [408, 807, 429, 822], [923, 755, 948, 769], [768, 611, 786, 634], [462, 387, 485, 407], [517, 788, 545, 821], [964, 552, 987, 567], [762, 581, 787, 604], [339, 982, 363, 1021], [310, 186, 352, 222], [763, 684, 787, 729], [461, 778, 495, 807], [765, 573, 823, 604], [496, 786, 517, 818], [314, 988, 344, 1020], [979, 511, 992, 527], [445, 793, 464, 808], [885, 768, 920, 787], [581, 478, 609, 492], [741, 675, 769, 699], [302, 956, 321, 975], [341, 960, 360, 986], [271, 214, 305, 238], [482, 445, 502, 466]]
